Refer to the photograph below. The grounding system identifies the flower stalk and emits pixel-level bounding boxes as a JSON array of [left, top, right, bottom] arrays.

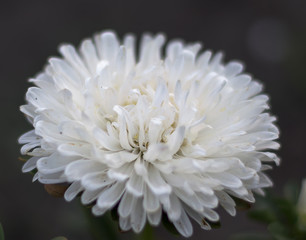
[[138, 224, 154, 240], [83, 207, 119, 240]]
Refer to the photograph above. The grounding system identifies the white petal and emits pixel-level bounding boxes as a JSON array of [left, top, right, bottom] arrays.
[[123, 34, 136, 72], [223, 62, 243, 78], [196, 50, 212, 69], [81, 188, 101, 204], [37, 153, 75, 174], [215, 191, 236, 216], [184, 205, 211, 230], [96, 182, 125, 209], [174, 188, 204, 211], [65, 160, 104, 181], [152, 81, 168, 107], [143, 143, 172, 162], [145, 165, 171, 195], [126, 172, 145, 197], [209, 52, 223, 71], [131, 197, 146, 233], [210, 172, 243, 188], [118, 192, 135, 218], [92, 205, 107, 216], [81, 171, 113, 191], [119, 216, 132, 231], [59, 44, 90, 78], [20, 141, 40, 155], [196, 192, 219, 209], [107, 163, 133, 182], [230, 74, 251, 89], [166, 194, 182, 221], [49, 58, 82, 86], [93, 127, 122, 151], [115, 46, 127, 76], [19, 130, 39, 144], [64, 181, 83, 201], [22, 156, 40, 173], [257, 172, 273, 188], [80, 39, 99, 75], [104, 151, 138, 168], [134, 157, 148, 176], [173, 209, 193, 237], [20, 104, 35, 119], [147, 207, 162, 226], [100, 31, 120, 62], [203, 208, 219, 222], [38, 172, 66, 184], [57, 143, 91, 157], [143, 185, 160, 212], [167, 126, 186, 155]]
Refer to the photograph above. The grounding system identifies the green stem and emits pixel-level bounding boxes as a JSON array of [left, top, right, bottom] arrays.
[[0, 223, 4, 240], [138, 224, 154, 240], [83, 206, 119, 240]]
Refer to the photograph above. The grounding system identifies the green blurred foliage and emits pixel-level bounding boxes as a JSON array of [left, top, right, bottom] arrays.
[[0, 224, 4, 240], [230, 181, 306, 240], [83, 207, 120, 240]]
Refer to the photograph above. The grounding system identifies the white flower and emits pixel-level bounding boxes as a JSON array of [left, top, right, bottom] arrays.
[[19, 31, 280, 237]]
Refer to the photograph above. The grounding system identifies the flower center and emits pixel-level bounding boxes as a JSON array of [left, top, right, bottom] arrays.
[[105, 84, 184, 162]]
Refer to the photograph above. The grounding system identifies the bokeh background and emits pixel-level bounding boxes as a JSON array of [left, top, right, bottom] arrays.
[[1, 0, 306, 239]]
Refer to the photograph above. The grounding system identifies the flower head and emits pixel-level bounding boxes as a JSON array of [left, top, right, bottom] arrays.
[[19, 31, 280, 237]]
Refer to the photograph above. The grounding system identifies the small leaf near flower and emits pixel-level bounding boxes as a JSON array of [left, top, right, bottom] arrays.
[[18, 156, 29, 162], [44, 184, 69, 198]]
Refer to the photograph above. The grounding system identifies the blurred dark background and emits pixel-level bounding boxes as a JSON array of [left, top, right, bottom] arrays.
[[1, 0, 306, 239]]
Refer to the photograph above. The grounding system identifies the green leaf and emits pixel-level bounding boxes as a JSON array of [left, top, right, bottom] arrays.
[[268, 222, 292, 240], [235, 179, 306, 240], [274, 198, 298, 226], [51, 237, 68, 240], [283, 181, 301, 204], [138, 224, 154, 240], [248, 209, 277, 224], [82, 207, 120, 240], [229, 232, 274, 240], [0, 224, 4, 240], [295, 228, 306, 240]]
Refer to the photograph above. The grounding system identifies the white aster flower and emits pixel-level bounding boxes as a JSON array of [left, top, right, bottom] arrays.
[[19, 31, 280, 237]]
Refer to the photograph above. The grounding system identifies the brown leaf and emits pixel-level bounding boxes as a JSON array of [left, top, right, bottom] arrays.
[[18, 157, 28, 162], [44, 184, 69, 198]]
